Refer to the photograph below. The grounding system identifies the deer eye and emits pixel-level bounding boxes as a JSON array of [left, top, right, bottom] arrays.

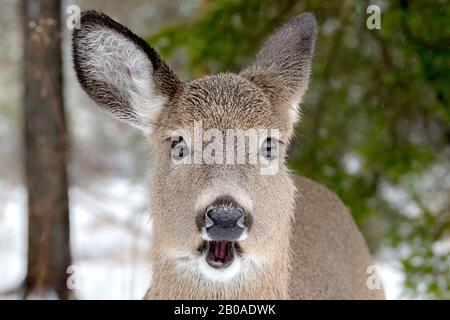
[[261, 137, 278, 160], [171, 136, 188, 160]]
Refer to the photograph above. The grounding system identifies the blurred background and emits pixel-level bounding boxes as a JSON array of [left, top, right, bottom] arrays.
[[0, 0, 449, 299]]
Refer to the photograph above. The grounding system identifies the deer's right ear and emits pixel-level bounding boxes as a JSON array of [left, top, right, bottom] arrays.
[[72, 11, 181, 132], [241, 13, 317, 125]]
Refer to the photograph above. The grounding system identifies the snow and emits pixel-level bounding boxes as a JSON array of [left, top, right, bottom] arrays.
[[69, 179, 153, 299], [0, 184, 27, 296], [0, 179, 152, 300], [377, 261, 406, 300]]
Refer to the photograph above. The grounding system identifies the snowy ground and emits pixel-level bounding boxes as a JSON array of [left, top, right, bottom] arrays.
[[0, 179, 153, 299]]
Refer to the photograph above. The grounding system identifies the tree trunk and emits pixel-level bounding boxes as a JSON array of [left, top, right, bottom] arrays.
[[22, 0, 72, 299]]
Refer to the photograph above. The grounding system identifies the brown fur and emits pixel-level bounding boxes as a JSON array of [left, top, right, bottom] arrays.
[[72, 11, 384, 299]]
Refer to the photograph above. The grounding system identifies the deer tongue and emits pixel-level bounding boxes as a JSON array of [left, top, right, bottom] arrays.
[[216, 240, 227, 260], [207, 240, 234, 268]]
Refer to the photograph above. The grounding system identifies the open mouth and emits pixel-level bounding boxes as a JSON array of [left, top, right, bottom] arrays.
[[202, 241, 241, 269]]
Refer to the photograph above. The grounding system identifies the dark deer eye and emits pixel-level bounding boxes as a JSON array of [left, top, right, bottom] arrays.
[[261, 138, 278, 160], [171, 136, 188, 160]]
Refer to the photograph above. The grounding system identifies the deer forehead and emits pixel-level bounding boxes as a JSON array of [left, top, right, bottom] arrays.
[[161, 73, 284, 131]]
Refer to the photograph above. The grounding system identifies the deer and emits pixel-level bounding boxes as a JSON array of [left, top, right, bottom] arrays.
[[72, 10, 385, 299]]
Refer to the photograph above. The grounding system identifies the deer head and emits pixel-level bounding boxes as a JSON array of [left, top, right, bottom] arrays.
[[73, 11, 316, 287]]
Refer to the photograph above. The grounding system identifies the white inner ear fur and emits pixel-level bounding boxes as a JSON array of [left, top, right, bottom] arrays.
[[78, 27, 167, 126]]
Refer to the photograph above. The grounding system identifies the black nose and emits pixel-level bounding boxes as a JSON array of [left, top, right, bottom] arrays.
[[205, 206, 244, 241]]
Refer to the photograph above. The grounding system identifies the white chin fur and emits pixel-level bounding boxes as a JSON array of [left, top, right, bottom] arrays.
[[197, 252, 242, 282], [168, 248, 264, 284]]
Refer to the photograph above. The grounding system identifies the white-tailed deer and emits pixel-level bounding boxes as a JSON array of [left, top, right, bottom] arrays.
[[72, 11, 384, 299]]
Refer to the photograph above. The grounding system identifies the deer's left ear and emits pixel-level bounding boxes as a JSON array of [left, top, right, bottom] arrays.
[[72, 10, 181, 132], [241, 13, 317, 125]]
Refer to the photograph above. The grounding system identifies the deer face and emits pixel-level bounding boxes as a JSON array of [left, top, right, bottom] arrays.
[[73, 11, 316, 282]]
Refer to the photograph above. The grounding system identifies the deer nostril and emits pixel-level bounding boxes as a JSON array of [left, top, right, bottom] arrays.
[[237, 215, 245, 229], [205, 210, 214, 228]]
